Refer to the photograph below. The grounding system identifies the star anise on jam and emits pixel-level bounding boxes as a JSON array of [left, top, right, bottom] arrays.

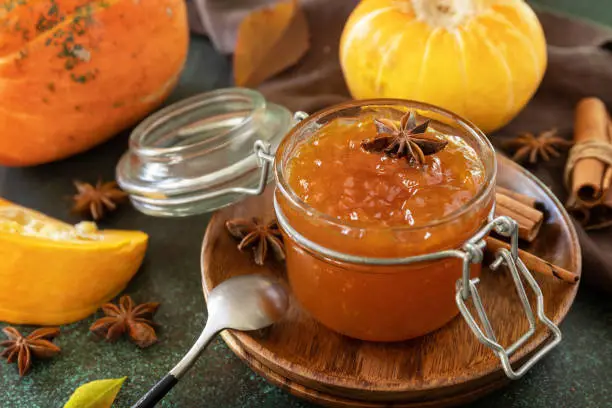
[[89, 295, 160, 348], [1, 327, 61, 376], [503, 128, 573, 164], [225, 217, 285, 266], [361, 111, 448, 166], [72, 180, 128, 220]]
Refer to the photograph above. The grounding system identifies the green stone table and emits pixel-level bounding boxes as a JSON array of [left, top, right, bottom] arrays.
[[2, 7, 612, 408]]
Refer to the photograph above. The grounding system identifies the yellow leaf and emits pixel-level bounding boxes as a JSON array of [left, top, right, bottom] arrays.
[[63, 377, 127, 408], [234, 0, 310, 88]]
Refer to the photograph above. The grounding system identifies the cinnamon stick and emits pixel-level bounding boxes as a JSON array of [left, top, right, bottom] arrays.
[[495, 192, 544, 242], [485, 236, 579, 284], [566, 187, 612, 230], [571, 97, 611, 205], [583, 192, 612, 230], [496, 186, 538, 208], [603, 117, 612, 193], [496, 186, 547, 216], [566, 195, 590, 225]]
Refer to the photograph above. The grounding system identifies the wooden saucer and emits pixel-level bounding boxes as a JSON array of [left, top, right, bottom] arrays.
[[201, 155, 581, 407], [224, 330, 509, 408]]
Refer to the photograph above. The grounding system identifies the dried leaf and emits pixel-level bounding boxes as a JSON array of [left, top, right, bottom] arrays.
[[234, 0, 310, 87], [63, 377, 126, 408]]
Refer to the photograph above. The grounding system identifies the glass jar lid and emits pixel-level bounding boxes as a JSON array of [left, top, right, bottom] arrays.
[[116, 88, 294, 217]]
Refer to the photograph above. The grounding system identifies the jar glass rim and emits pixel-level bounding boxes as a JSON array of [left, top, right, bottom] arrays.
[[274, 98, 497, 232], [127, 87, 266, 158]]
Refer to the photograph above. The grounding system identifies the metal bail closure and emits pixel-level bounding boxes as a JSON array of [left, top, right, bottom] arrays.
[[455, 212, 562, 380], [250, 111, 309, 193]]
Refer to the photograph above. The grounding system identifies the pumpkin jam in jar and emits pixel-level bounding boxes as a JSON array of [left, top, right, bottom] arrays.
[[275, 101, 495, 342]]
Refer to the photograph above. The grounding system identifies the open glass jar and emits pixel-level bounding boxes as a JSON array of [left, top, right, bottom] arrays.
[[274, 100, 495, 342], [117, 88, 561, 380]]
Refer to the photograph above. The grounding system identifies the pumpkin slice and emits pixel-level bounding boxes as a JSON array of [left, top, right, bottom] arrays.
[[0, 198, 148, 325]]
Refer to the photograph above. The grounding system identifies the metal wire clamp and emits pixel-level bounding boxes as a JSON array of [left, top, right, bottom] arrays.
[[454, 214, 562, 380]]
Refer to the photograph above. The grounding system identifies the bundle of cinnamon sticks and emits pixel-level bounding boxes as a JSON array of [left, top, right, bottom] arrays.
[[565, 97, 612, 230], [490, 187, 579, 284]]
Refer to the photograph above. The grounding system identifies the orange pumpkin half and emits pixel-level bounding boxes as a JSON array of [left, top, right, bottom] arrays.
[[0, 0, 189, 166]]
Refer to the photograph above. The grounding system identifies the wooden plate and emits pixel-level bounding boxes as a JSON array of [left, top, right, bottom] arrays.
[[201, 155, 581, 406], [224, 331, 509, 408]]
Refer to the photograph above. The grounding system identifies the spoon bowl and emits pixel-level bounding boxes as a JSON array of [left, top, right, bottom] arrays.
[[207, 274, 289, 332], [132, 274, 288, 408]]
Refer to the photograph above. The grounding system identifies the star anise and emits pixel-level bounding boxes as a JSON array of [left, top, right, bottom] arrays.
[[361, 111, 448, 166], [72, 180, 128, 220], [1, 327, 60, 376], [503, 128, 573, 164], [89, 295, 160, 348], [225, 217, 285, 266]]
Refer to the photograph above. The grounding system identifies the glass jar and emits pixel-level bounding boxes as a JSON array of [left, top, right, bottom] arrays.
[[273, 100, 495, 341], [117, 88, 561, 379], [117, 88, 295, 216]]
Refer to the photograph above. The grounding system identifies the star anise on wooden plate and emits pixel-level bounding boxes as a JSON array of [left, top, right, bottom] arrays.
[[90, 295, 160, 348], [1, 327, 61, 376], [225, 217, 285, 266], [503, 128, 573, 164], [361, 111, 448, 166], [72, 180, 128, 220]]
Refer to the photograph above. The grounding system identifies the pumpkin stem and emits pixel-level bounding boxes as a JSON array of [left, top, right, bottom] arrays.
[[410, 0, 480, 30]]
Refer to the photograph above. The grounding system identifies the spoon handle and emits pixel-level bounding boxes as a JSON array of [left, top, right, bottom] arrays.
[[131, 322, 220, 408], [169, 322, 220, 378], [130, 374, 178, 408]]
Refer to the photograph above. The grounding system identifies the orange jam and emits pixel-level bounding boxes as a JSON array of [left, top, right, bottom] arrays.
[[287, 118, 484, 230], [276, 106, 495, 342]]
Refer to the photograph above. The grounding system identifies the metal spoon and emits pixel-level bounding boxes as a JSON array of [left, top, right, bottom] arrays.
[[131, 274, 289, 408]]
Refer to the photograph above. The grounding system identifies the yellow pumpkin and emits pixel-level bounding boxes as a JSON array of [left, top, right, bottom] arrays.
[[340, 0, 547, 133], [0, 0, 188, 166]]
